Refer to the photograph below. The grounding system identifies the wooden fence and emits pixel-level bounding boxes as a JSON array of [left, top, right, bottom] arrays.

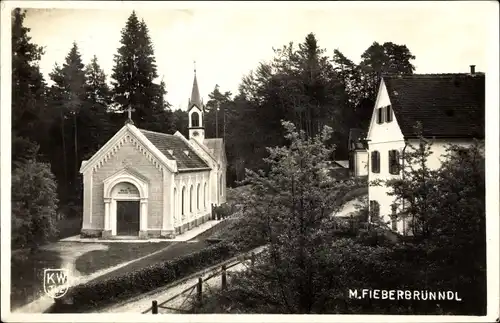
[[142, 251, 258, 314]]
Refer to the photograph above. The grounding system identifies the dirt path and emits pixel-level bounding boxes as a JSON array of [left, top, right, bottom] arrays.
[[13, 242, 178, 314], [99, 245, 267, 314]]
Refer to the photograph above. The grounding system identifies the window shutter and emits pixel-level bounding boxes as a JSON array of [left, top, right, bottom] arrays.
[[386, 105, 393, 122], [377, 108, 384, 124], [394, 150, 400, 173], [371, 151, 380, 173], [388, 150, 393, 173]]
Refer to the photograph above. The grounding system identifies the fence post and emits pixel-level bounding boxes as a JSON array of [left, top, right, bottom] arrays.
[[152, 300, 158, 314], [197, 277, 203, 304], [221, 264, 227, 290], [251, 252, 255, 266]]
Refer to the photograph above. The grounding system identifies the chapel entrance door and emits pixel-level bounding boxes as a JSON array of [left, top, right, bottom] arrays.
[[116, 201, 140, 236]]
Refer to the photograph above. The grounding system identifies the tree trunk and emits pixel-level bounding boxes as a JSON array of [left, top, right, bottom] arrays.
[[60, 110, 68, 194], [74, 113, 78, 184]]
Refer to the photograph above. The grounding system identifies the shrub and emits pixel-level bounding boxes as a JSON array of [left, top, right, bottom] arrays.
[[11, 159, 59, 251], [49, 242, 238, 313], [214, 203, 232, 219]]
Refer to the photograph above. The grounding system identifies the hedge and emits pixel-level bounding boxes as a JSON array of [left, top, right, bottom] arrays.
[[48, 242, 238, 313]]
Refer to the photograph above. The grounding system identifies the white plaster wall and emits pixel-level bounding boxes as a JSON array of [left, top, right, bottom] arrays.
[[355, 151, 368, 177], [174, 170, 211, 227], [369, 138, 474, 233]]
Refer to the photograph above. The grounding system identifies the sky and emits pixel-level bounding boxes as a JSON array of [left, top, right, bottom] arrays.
[[21, 1, 495, 111]]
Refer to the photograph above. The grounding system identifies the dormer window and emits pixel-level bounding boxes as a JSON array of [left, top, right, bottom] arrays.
[[377, 108, 384, 124], [386, 105, 393, 122]]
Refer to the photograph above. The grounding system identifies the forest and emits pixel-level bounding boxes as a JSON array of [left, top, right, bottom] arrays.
[[12, 9, 415, 244], [11, 9, 487, 315]]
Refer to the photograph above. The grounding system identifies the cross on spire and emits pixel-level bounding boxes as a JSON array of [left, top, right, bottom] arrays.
[[194, 60, 196, 74]]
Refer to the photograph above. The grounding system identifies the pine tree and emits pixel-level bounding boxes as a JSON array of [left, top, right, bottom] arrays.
[[111, 11, 171, 130], [49, 42, 87, 202], [81, 55, 113, 157], [11, 8, 47, 162]]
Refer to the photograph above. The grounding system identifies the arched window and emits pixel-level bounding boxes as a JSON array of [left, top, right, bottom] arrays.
[[189, 185, 193, 213], [173, 188, 177, 221], [204, 182, 207, 209], [197, 184, 200, 210], [219, 175, 223, 196], [181, 187, 185, 215], [191, 111, 200, 127]]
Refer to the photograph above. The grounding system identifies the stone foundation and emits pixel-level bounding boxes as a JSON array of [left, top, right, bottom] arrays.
[[81, 212, 212, 240], [160, 230, 176, 239], [80, 229, 102, 238], [175, 212, 211, 236], [138, 230, 148, 239], [148, 230, 162, 238]]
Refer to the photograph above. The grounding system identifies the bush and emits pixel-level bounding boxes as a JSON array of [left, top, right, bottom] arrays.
[[11, 159, 59, 251], [214, 203, 232, 219], [49, 242, 239, 313]]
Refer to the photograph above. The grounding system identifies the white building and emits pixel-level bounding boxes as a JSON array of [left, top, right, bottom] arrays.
[[348, 128, 368, 178], [366, 66, 485, 234], [79, 70, 227, 239]]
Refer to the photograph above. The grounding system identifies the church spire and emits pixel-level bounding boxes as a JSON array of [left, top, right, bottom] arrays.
[[188, 63, 205, 141], [189, 61, 202, 110]]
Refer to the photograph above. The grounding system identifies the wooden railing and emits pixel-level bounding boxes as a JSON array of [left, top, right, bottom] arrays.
[[142, 248, 262, 314]]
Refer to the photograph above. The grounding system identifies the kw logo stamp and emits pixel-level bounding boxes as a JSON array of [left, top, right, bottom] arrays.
[[43, 268, 70, 299]]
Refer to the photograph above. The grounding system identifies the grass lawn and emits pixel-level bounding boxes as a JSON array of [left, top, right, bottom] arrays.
[[84, 240, 210, 283], [11, 249, 63, 310], [74, 242, 172, 275]]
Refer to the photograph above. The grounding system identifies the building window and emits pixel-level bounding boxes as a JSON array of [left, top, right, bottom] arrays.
[[204, 182, 207, 209], [197, 184, 200, 210], [369, 200, 380, 221], [391, 204, 398, 230], [173, 188, 177, 220], [377, 108, 384, 124], [386, 105, 393, 122], [388, 150, 400, 175], [191, 111, 200, 127], [189, 185, 193, 213], [181, 187, 185, 215], [371, 151, 380, 173], [219, 175, 223, 196]]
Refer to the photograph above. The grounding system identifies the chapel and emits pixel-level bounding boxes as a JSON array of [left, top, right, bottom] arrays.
[[79, 70, 227, 239]]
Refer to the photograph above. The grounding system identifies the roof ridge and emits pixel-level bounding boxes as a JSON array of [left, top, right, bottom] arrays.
[[138, 128, 175, 137], [383, 73, 485, 78]]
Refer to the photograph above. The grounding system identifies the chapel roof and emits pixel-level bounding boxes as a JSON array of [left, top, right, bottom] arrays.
[[139, 129, 209, 170], [382, 73, 485, 139]]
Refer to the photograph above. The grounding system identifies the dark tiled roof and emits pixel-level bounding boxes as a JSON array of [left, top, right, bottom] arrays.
[[383, 73, 485, 138], [349, 128, 367, 150], [139, 129, 209, 170], [204, 138, 224, 161]]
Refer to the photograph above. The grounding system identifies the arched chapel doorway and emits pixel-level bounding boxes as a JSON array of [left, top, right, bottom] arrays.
[[111, 182, 141, 236]]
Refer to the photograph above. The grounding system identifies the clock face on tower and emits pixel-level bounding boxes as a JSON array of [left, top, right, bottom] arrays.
[[193, 131, 199, 137]]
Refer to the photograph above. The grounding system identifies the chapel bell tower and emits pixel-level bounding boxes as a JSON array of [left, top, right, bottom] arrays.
[[188, 64, 205, 142]]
